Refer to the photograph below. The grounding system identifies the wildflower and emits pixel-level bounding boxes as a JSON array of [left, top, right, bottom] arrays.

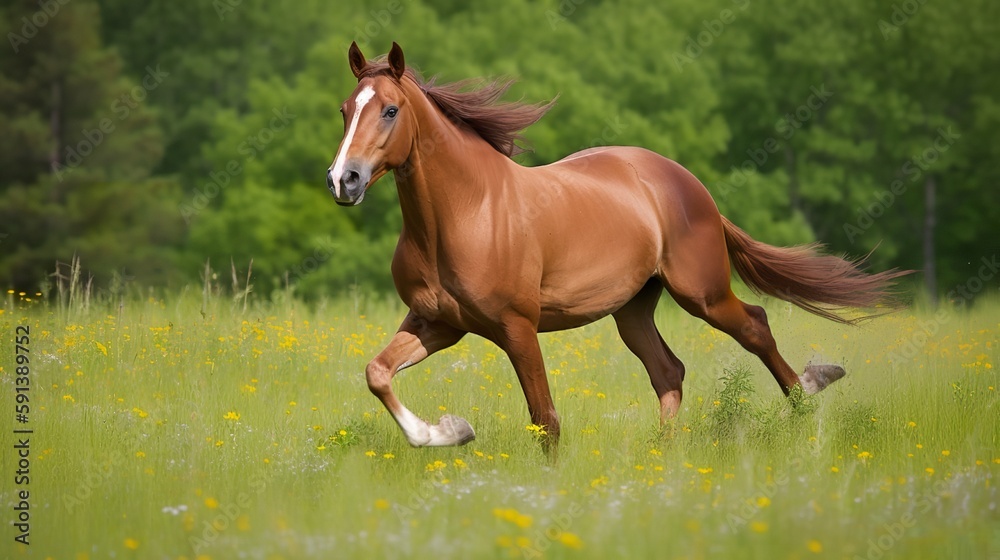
[[525, 424, 547, 436], [941, 450, 950, 457], [374, 499, 390, 510], [454, 458, 467, 469], [135, 451, 146, 459], [750, 521, 769, 533], [493, 508, 533, 528], [857, 451, 873, 459], [204, 497, 219, 509], [557, 532, 584, 549], [830, 466, 839, 473], [123, 538, 139, 550], [807, 540, 823, 553], [756, 496, 771, 508], [365, 450, 376, 457], [383, 453, 395, 459], [907, 421, 917, 428], [223, 411, 240, 421]]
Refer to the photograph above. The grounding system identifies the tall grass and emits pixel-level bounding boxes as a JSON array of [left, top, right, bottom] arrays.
[[2, 279, 997, 559]]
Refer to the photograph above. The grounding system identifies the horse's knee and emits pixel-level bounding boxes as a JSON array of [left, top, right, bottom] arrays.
[[365, 359, 392, 397]]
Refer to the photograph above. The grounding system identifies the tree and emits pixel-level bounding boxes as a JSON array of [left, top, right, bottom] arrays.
[[0, 0, 184, 289]]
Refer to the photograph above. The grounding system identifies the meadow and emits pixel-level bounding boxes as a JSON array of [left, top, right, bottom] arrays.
[[2, 287, 997, 559]]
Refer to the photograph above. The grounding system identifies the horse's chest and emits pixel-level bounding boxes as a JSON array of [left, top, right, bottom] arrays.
[[392, 252, 452, 322]]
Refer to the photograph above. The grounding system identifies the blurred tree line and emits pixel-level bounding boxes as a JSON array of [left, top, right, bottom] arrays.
[[1, 0, 997, 304]]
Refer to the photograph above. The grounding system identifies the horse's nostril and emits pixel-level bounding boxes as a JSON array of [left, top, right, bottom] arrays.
[[344, 170, 360, 186]]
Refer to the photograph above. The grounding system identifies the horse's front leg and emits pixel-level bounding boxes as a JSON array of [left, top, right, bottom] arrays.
[[366, 312, 473, 447], [495, 316, 560, 455]]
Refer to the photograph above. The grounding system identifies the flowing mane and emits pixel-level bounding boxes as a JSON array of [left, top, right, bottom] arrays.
[[359, 59, 555, 157]]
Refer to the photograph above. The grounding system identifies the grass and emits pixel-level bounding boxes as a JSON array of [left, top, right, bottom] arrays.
[[2, 287, 998, 559]]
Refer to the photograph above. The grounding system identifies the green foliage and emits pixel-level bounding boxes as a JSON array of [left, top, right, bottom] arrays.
[[0, 0, 185, 287], [1, 0, 997, 301]]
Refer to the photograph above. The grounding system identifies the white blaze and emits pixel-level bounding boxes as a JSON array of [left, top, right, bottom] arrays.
[[330, 85, 376, 198]]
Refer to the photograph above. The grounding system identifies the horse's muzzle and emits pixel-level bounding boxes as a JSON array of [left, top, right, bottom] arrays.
[[327, 163, 370, 206]]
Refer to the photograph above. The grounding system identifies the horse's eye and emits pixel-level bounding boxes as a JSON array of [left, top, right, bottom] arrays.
[[383, 106, 399, 119]]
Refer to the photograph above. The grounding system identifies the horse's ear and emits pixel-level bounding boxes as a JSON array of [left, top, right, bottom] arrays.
[[388, 42, 405, 81], [348, 41, 367, 79]]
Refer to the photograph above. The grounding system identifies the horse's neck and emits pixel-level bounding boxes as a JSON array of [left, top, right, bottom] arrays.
[[393, 109, 512, 254]]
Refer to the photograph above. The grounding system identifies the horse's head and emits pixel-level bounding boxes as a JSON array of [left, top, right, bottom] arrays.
[[327, 41, 414, 206]]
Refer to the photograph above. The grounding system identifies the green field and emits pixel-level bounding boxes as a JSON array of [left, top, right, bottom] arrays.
[[2, 290, 998, 559]]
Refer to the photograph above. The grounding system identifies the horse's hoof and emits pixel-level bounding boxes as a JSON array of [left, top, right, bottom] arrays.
[[435, 414, 476, 446], [800, 364, 847, 394]]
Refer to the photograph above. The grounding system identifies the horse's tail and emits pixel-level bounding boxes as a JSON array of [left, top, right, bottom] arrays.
[[720, 216, 910, 325]]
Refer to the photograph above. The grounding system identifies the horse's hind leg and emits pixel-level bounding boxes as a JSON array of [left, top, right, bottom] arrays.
[[613, 279, 686, 420], [658, 222, 844, 395]]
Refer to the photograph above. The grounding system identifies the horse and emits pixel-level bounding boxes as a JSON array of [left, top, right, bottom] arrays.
[[326, 42, 907, 453]]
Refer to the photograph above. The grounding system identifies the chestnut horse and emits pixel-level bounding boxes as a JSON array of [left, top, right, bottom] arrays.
[[326, 42, 905, 452]]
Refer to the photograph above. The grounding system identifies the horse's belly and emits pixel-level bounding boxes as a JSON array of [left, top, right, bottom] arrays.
[[537, 275, 649, 332]]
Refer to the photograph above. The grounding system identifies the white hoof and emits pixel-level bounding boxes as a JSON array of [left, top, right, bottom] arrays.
[[800, 364, 847, 394], [425, 414, 476, 446]]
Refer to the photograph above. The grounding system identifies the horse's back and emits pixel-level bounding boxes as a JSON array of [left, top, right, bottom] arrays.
[[544, 145, 723, 231]]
